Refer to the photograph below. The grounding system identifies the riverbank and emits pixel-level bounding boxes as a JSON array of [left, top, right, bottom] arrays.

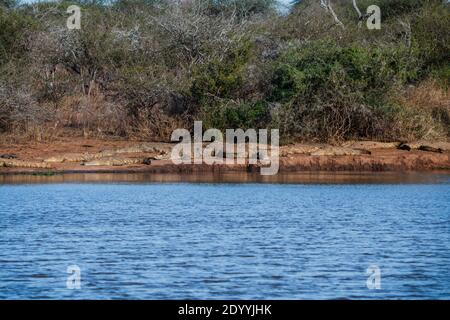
[[1, 138, 450, 175]]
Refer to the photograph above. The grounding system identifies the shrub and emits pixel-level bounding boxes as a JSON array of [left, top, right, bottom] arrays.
[[393, 79, 450, 139], [268, 41, 422, 141], [358, 0, 429, 19], [0, 0, 448, 142], [190, 41, 253, 102], [0, 7, 36, 64], [200, 101, 271, 130], [205, 0, 277, 17], [412, 1, 450, 67]]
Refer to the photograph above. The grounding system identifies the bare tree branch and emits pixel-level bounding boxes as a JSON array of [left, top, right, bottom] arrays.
[[352, 0, 362, 19], [320, 0, 345, 28]]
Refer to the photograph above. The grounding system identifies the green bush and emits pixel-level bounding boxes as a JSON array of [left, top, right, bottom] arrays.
[[430, 64, 450, 89], [201, 101, 270, 130], [413, 2, 450, 67], [271, 41, 419, 104], [0, 7, 35, 64], [205, 0, 276, 17], [358, 0, 429, 19], [190, 41, 253, 102], [268, 41, 422, 140], [0, 0, 448, 141]]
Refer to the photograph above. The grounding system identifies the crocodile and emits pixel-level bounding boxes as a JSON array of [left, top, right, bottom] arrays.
[[398, 141, 450, 153], [45, 143, 172, 163], [281, 145, 321, 157], [342, 141, 401, 150], [311, 147, 371, 156], [82, 157, 152, 167], [0, 159, 51, 169]]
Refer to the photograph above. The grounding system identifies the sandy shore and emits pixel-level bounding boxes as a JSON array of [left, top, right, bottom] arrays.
[[1, 137, 450, 174]]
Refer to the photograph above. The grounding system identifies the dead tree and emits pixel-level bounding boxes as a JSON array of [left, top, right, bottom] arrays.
[[320, 0, 344, 27], [319, 0, 369, 28]]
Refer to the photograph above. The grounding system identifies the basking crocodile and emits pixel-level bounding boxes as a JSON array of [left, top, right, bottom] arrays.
[[398, 141, 450, 153], [45, 143, 172, 163], [311, 147, 371, 156], [0, 159, 51, 169], [82, 157, 152, 167]]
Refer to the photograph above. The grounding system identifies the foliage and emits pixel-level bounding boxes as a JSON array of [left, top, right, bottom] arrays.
[[0, 0, 448, 142]]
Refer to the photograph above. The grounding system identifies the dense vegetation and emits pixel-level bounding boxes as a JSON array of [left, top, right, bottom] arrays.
[[0, 0, 449, 143]]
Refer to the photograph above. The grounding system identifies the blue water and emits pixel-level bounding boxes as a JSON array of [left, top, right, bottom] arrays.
[[1, 178, 449, 299]]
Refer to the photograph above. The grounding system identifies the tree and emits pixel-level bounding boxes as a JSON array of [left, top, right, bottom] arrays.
[[0, 0, 18, 9], [291, 0, 366, 27]]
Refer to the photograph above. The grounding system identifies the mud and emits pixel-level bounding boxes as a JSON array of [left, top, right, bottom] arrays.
[[0, 138, 449, 174]]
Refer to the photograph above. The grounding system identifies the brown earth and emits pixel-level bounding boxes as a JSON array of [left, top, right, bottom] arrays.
[[1, 137, 450, 174]]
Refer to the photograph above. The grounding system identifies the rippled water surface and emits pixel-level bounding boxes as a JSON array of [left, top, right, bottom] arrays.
[[1, 173, 449, 299]]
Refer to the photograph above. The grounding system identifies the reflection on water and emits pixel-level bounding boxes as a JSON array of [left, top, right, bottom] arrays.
[[0, 172, 449, 299], [1, 171, 450, 185]]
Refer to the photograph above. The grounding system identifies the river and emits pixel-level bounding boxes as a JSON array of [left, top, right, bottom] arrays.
[[0, 172, 449, 299]]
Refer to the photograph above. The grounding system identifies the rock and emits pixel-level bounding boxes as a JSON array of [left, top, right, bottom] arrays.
[[142, 157, 152, 165], [398, 143, 412, 151], [0, 154, 18, 159]]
